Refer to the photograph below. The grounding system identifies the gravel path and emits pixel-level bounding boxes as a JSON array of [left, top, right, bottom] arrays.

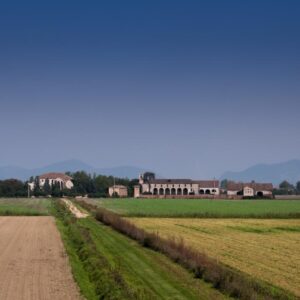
[[62, 199, 89, 218]]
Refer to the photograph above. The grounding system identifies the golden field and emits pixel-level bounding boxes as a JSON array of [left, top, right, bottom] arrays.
[[128, 218, 300, 297]]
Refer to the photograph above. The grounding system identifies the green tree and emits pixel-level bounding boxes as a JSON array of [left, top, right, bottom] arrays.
[[279, 180, 295, 195], [296, 181, 300, 194], [43, 178, 51, 195], [0, 179, 27, 197], [51, 182, 62, 197], [33, 176, 43, 196]]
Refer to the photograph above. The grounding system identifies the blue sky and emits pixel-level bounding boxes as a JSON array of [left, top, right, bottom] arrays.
[[0, 1, 299, 178]]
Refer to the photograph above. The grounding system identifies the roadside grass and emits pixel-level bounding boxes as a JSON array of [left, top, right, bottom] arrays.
[[89, 198, 300, 218], [128, 217, 300, 298], [77, 200, 294, 300], [0, 198, 51, 215], [54, 200, 226, 300]]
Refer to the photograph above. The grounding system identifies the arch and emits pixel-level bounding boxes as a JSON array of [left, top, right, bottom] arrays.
[[212, 189, 216, 194], [153, 188, 158, 195], [165, 188, 170, 195], [237, 190, 243, 196], [205, 189, 211, 194], [159, 188, 164, 195], [171, 188, 176, 195], [257, 191, 263, 198], [177, 188, 182, 195], [183, 188, 188, 195], [199, 189, 205, 194]]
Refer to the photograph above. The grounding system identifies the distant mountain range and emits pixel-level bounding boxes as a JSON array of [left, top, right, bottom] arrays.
[[221, 159, 300, 185], [1, 159, 300, 185], [0, 159, 149, 181]]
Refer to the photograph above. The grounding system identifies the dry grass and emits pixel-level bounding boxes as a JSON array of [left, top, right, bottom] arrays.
[[128, 218, 300, 297], [76, 200, 293, 299]]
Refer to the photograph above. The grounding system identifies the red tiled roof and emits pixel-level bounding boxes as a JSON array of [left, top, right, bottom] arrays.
[[39, 173, 72, 181], [110, 185, 127, 189], [227, 181, 273, 191], [149, 179, 193, 184], [194, 180, 219, 188], [148, 179, 219, 188]]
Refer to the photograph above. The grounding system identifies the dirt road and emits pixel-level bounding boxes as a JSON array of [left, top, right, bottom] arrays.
[[0, 216, 81, 300], [62, 199, 89, 218]]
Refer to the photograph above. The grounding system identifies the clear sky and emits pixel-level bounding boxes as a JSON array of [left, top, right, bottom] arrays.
[[0, 0, 299, 178]]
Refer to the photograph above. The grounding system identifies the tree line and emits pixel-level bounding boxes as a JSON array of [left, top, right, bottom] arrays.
[[0, 171, 138, 198], [1, 174, 300, 198], [273, 180, 300, 195]]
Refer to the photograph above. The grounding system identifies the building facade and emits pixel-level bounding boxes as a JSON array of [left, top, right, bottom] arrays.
[[108, 185, 128, 197], [136, 172, 220, 197], [28, 172, 74, 191], [226, 181, 273, 197]]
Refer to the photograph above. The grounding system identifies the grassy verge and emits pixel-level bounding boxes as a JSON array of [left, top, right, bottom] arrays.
[[0, 198, 51, 215], [54, 199, 227, 300], [53, 200, 144, 299], [89, 198, 300, 218], [77, 199, 296, 300]]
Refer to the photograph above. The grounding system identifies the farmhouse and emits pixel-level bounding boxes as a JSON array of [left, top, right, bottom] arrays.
[[136, 172, 219, 197], [226, 181, 273, 197], [28, 172, 74, 190], [108, 185, 128, 197]]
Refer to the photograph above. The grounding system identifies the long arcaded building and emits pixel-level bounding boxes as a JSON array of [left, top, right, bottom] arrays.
[[135, 172, 219, 197]]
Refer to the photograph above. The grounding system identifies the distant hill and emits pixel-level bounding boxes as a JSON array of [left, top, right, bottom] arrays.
[[221, 159, 300, 185], [0, 159, 150, 181]]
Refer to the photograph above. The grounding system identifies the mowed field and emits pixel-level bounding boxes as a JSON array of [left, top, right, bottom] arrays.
[[129, 217, 300, 297], [0, 198, 51, 215], [0, 216, 80, 300], [92, 198, 300, 218]]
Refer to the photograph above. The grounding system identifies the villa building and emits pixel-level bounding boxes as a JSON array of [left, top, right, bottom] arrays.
[[108, 185, 128, 197], [226, 181, 273, 197], [136, 172, 219, 197], [28, 172, 74, 191]]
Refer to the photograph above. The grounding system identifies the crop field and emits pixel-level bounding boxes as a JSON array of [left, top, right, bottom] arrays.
[[90, 198, 300, 218], [0, 198, 51, 215], [0, 216, 80, 300], [129, 217, 300, 297]]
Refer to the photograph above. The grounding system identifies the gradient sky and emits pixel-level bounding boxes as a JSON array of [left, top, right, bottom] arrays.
[[0, 0, 300, 178]]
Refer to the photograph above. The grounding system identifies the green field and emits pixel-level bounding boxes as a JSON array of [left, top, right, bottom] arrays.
[[55, 201, 226, 300], [89, 198, 300, 218], [0, 198, 51, 215]]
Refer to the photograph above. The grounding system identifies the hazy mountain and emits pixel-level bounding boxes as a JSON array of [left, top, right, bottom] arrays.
[[0, 166, 31, 181], [221, 159, 300, 185], [34, 159, 96, 175], [96, 166, 146, 179], [0, 159, 149, 181]]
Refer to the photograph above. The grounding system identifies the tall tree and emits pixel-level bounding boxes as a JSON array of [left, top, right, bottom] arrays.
[[33, 176, 42, 196], [296, 181, 300, 194], [279, 180, 295, 195], [43, 178, 51, 195]]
